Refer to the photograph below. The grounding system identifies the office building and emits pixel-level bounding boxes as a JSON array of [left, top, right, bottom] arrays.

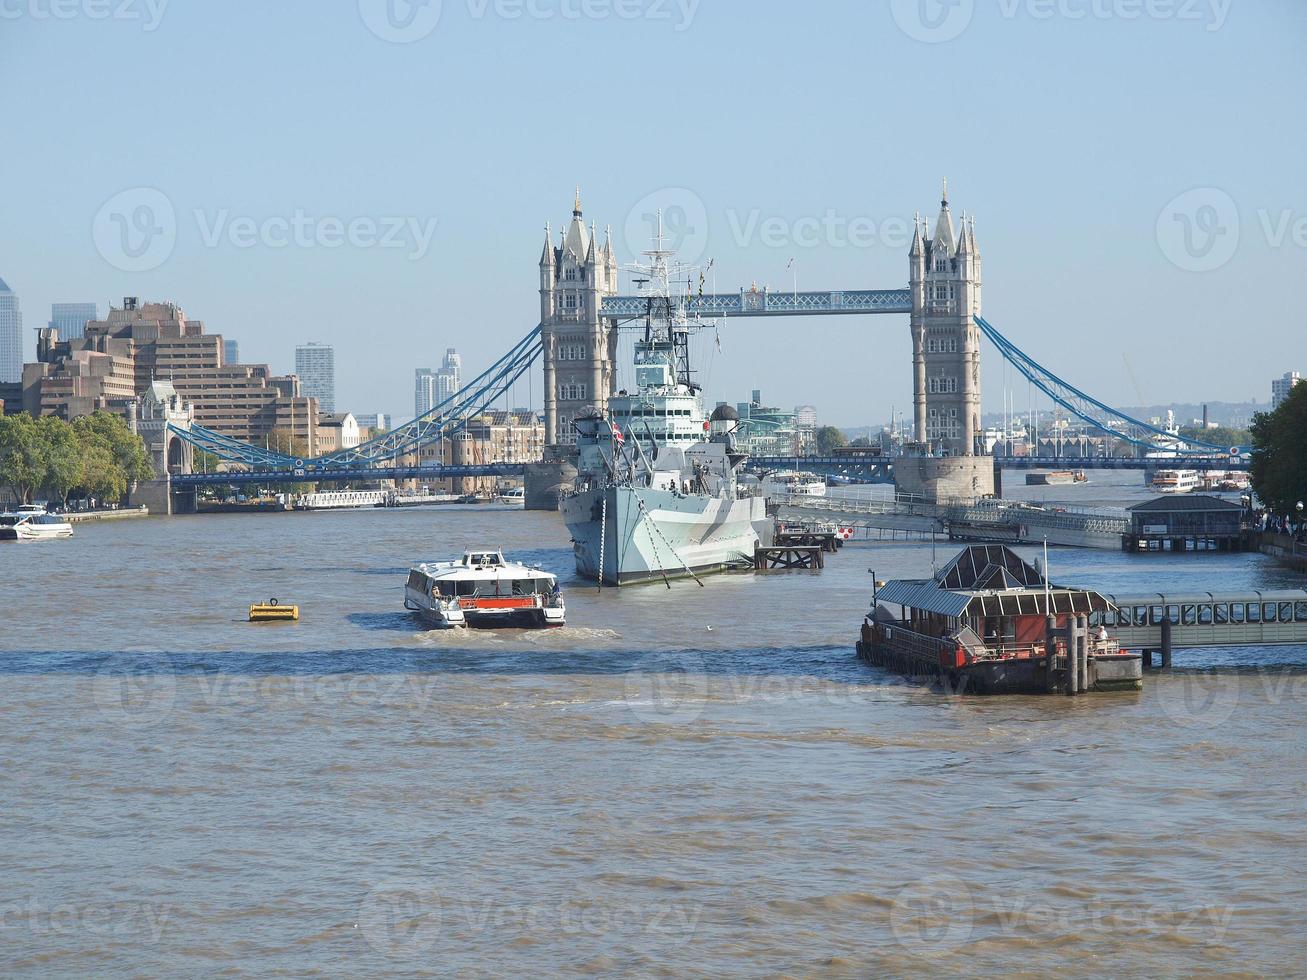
[[1272, 371, 1301, 409], [295, 342, 335, 414], [435, 347, 461, 402], [23, 297, 316, 448], [354, 413, 391, 435], [49, 302, 99, 343], [415, 367, 436, 417], [224, 338, 240, 365], [0, 277, 22, 384]]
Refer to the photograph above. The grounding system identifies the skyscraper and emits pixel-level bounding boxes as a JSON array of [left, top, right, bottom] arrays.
[[1272, 371, 1301, 409], [223, 338, 240, 365], [415, 367, 436, 417], [0, 278, 22, 384], [49, 302, 99, 343], [435, 347, 461, 403], [295, 342, 335, 413]]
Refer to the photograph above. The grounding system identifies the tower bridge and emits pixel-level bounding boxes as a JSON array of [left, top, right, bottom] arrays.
[[163, 182, 1248, 509]]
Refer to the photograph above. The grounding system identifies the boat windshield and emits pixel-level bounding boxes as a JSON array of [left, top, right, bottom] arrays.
[[0, 516, 19, 526]]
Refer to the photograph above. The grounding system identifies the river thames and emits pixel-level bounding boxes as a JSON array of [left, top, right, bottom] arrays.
[[3, 476, 1305, 976]]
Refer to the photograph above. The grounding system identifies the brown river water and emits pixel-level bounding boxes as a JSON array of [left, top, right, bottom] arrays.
[[2, 475, 1305, 976]]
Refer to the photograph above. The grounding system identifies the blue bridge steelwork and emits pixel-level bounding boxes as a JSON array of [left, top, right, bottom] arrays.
[[164, 296, 1250, 477], [600, 288, 911, 319], [172, 463, 526, 488]]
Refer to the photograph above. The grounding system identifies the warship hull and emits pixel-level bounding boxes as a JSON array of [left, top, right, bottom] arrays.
[[562, 484, 770, 585]]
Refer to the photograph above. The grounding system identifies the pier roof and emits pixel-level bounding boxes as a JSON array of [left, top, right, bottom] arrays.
[[1128, 495, 1243, 513], [877, 545, 1113, 618]]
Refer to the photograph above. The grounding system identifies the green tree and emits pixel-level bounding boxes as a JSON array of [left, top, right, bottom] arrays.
[[1178, 424, 1251, 448], [0, 413, 46, 505], [1249, 382, 1307, 517], [37, 415, 82, 506], [814, 425, 847, 454], [72, 411, 154, 485]]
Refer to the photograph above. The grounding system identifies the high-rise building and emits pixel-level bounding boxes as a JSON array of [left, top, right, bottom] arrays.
[[0, 277, 22, 384], [795, 405, 818, 428], [49, 302, 99, 343], [435, 347, 461, 403], [295, 342, 335, 413], [23, 298, 316, 448], [224, 338, 240, 365], [415, 367, 436, 417], [1272, 371, 1301, 409], [354, 413, 391, 434]]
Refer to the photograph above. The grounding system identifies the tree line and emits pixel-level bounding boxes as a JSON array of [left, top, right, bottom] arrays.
[[1250, 382, 1307, 518], [0, 411, 154, 507]]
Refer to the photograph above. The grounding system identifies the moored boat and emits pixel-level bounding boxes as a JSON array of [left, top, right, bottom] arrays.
[[0, 505, 74, 541], [1150, 469, 1200, 493], [404, 549, 565, 629], [857, 544, 1141, 694]]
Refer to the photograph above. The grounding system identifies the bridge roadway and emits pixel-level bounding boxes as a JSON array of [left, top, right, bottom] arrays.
[[171, 462, 525, 487], [778, 491, 1129, 550], [748, 453, 1249, 477], [601, 288, 911, 319]]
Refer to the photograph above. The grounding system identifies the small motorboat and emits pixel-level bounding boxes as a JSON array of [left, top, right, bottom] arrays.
[[497, 486, 526, 506], [0, 505, 74, 541], [404, 549, 565, 629]]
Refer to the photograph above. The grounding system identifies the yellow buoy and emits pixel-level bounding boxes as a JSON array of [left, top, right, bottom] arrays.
[[249, 598, 299, 622]]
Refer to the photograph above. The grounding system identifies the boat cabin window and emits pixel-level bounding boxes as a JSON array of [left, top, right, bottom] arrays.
[[464, 552, 502, 567], [1198, 604, 1213, 625], [1213, 603, 1228, 624], [1181, 604, 1197, 626], [0, 516, 18, 527], [1230, 603, 1245, 624], [1279, 602, 1294, 623], [407, 571, 425, 591], [1296, 601, 1307, 622], [1132, 606, 1147, 627], [1262, 602, 1276, 623], [1247, 603, 1262, 624]]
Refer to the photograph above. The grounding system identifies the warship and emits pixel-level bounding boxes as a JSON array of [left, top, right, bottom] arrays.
[[559, 231, 769, 585]]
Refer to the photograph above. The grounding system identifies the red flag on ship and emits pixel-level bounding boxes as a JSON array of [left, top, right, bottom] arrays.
[[609, 420, 625, 445]]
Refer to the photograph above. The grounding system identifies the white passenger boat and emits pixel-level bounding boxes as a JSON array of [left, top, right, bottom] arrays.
[[1150, 469, 1201, 494], [497, 487, 525, 506], [0, 505, 74, 541], [404, 549, 565, 629], [761, 470, 828, 501]]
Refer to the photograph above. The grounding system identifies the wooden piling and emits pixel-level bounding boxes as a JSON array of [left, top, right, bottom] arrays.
[[1160, 618, 1173, 670], [1065, 619, 1079, 695]]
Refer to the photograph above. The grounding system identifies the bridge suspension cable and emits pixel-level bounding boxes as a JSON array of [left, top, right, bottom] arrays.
[[974, 316, 1234, 456], [170, 324, 544, 467]]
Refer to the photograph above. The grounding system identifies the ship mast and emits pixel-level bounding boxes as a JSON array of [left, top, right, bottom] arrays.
[[627, 210, 702, 391]]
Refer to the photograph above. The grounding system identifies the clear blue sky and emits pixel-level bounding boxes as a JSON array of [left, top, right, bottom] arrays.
[[2, 0, 1304, 426]]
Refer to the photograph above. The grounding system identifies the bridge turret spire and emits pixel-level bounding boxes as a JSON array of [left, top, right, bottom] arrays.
[[573, 186, 582, 217], [933, 178, 955, 253], [539, 222, 553, 266], [909, 211, 924, 257]]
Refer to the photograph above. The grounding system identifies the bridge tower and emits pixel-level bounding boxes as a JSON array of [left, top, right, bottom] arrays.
[[898, 181, 995, 501], [909, 178, 983, 455], [539, 188, 619, 447]]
